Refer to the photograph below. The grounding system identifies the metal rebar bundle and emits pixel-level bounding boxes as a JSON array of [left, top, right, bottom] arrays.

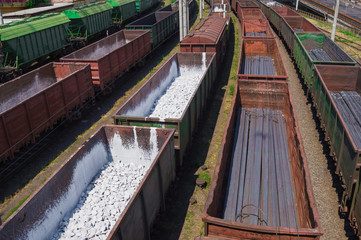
[[331, 91, 361, 148], [245, 32, 266, 37], [307, 49, 333, 61], [242, 56, 276, 76], [223, 108, 298, 229], [294, 28, 304, 32]]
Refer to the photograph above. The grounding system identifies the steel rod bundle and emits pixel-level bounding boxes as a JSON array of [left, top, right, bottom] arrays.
[[331, 91, 361, 148], [242, 55, 276, 75], [223, 108, 298, 228], [294, 28, 304, 32], [307, 48, 333, 61], [245, 32, 266, 37]]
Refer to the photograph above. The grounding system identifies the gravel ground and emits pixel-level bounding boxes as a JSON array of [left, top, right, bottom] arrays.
[[275, 35, 349, 239]]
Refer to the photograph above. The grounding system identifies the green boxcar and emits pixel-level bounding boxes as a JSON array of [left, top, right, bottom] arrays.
[[0, 13, 69, 70], [293, 32, 355, 87], [113, 53, 216, 166], [107, 0, 137, 24], [311, 65, 361, 226], [62, 2, 113, 40], [126, 11, 177, 49], [136, 0, 159, 13], [158, 3, 179, 29]]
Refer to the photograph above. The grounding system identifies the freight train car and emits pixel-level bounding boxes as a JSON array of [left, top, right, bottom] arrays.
[[61, 30, 151, 91], [0, 62, 94, 162], [203, 79, 323, 239], [0, 13, 70, 81], [0, 1, 185, 163], [107, 0, 138, 26], [280, 16, 321, 56], [238, 8, 266, 21], [257, 0, 283, 19], [241, 19, 275, 39], [125, 10, 178, 49], [180, 15, 228, 70], [237, 38, 288, 80], [311, 65, 361, 235], [293, 32, 356, 87], [0, 0, 160, 83], [259, 3, 361, 235], [113, 52, 216, 166], [62, 2, 113, 42], [269, 6, 300, 32], [0, 125, 175, 240]]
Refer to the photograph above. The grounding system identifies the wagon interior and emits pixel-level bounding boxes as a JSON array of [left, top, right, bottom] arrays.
[[315, 65, 361, 148], [237, 0, 258, 8], [297, 33, 354, 62], [205, 80, 319, 232], [240, 8, 266, 20], [272, 7, 300, 16], [127, 12, 173, 27], [243, 19, 274, 37], [0, 63, 86, 114], [115, 53, 214, 118], [61, 30, 143, 60], [238, 39, 287, 77], [283, 16, 320, 32], [0, 125, 170, 239]]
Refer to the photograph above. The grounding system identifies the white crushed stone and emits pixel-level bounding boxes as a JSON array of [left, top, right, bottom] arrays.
[[51, 127, 158, 240], [125, 52, 207, 119], [213, 4, 227, 12], [148, 53, 207, 119], [26, 127, 159, 240]]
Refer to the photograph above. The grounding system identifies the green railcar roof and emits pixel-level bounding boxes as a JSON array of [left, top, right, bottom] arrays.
[[62, 2, 113, 19], [0, 13, 70, 41], [107, 0, 137, 7]]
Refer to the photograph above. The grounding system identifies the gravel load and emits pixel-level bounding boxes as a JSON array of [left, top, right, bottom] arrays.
[[148, 58, 207, 119], [26, 127, 159, 240], [213, 5, 227, 12], [125, 53, 207, 119]]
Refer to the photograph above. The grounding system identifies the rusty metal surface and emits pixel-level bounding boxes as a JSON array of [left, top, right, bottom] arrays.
[[236, 0, 258, 8], [242, 19, 275, 39], [180, 15, 227, 69], [0, 62, 93, 163], [223, 108, 298, 228], [203, 79, 323, 239], [237, 39, 288, 80], [60, 30, 151, 91], [269, 7, 300, 32], [0, 125, 175, 240], [238, 8, 266, 21]]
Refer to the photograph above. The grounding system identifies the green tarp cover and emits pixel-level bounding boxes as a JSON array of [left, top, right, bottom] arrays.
[[63, 2, 113, 19], [107, 0, 136, 7], [0, 13, 70, 41], [297, 33, 325, 44]]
